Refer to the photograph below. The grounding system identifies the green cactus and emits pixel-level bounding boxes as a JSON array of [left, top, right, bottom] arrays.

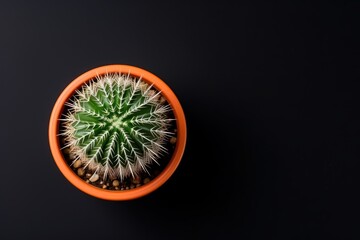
[[60, 73, 174, 180]]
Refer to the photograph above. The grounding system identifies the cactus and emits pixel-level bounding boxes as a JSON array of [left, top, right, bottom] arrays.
[[60, 73, 174, 181]]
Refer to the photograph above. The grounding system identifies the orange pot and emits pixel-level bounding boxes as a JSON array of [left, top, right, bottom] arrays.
[[48, 65, 187, 200]]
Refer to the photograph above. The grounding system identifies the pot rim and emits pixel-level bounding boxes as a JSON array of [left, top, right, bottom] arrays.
[[48, 64, 186, 200]]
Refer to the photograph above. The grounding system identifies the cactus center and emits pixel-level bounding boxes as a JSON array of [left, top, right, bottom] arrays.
[[108, 116, 127, 129]]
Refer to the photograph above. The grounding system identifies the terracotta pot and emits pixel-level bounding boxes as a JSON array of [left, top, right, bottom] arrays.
[[48, 65, 186, 200]]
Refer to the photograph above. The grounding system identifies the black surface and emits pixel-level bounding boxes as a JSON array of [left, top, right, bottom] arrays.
[[0, 1, 359, 240]]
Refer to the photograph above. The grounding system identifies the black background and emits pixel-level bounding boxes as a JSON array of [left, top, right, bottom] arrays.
[[0, 1, 359, 239]]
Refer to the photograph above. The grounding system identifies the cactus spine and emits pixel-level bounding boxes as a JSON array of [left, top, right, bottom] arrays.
[[60, 73, 174, 180]]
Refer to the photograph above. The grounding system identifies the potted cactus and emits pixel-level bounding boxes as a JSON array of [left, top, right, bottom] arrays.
[[49, 65, 186, 200]]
